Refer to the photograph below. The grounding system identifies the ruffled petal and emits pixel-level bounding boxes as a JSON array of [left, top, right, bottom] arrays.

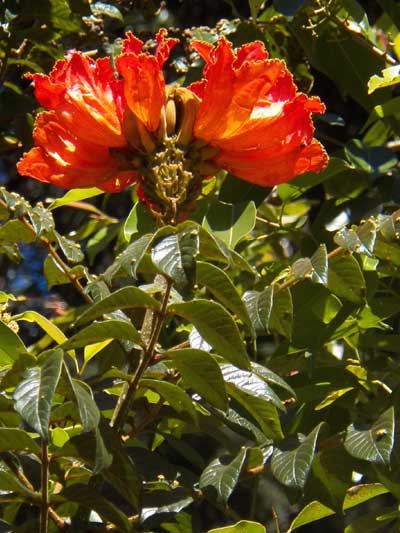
[[27, 52, 126, 147], [191, 35, 327, 187], [233, 41, 269, 68], [17, 112, 137, 190], [122, 31, 143, 54], [155, 28, 179, 66], [215, 139, 328, 186], [116, 53, 165, 132]]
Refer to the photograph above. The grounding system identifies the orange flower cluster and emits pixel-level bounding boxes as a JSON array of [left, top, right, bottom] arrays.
[[17, 30, 327, 217]]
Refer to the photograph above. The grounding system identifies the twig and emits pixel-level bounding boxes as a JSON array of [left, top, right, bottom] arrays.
[[40, 441, 49, 533], [110, 275, 173, 432], [0, 198, 92, 304]]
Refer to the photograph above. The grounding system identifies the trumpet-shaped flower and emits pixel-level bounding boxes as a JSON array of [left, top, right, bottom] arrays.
[[18, 30, 328, 221]]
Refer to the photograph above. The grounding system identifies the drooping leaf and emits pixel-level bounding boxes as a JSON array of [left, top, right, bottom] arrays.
[[102, 234, 152, 283], [0, 321, 28, 363], [165, 349, 228, 410], [75, 286, 160, 325], [344, 407, 395, 465], [70, 378, 100, 432], [243, 287, 273, 336], [221, 364, 285, 412], [152, 226, 199, 292], [54, 232, 84, 263], [0, 428, 40, 455], [62, 320, 143, 349], [61, 483, 131, 532], [271, 423, 324, 489], [328, 254, 366, 304], [199, 447, 247, 504], [140, 379, 198, 423], [168, 300, 250, 369], [196, 261, 252, 333], [13, 348, 63, 440]]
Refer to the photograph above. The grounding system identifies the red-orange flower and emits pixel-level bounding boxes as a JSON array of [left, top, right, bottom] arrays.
[[189, 38, 327, 186], [17, 49, 137, 192], [18, 31, 327, 218]]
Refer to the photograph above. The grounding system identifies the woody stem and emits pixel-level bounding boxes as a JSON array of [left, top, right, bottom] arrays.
[[110, 275, 173, 433]]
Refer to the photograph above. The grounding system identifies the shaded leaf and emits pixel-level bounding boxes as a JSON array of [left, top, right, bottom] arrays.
[[344, 407, 395, 465], [199, 447, 247, 504], [0, 428, 40, 455], [221, 364, 285, 412], [62, 483, 131, 532], [13, 349, 63, 440], [165, 349, 228, 410], [243, 287, 273, 337], [62, 320, 143, 349], [75, 286, 160, 325], [152, 226, 199, 292], [168, 300, 250, 369], [203, 201, 256, 249], [140, 379, 197, 423], [271, 423, 323, 489]]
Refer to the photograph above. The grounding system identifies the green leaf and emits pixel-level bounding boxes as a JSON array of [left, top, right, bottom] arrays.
[[251, 362, 296, 398], [75, 286, 160, 325], [207, 520, 266, 533], [62, 320, 143, 349], [62, 483, 131, 532], [344, 483, 389, 510], [13, 310, 67, 345], [48, 187, 103, 210], [269, 287, 293, 339], [199, 447, 247, 504], [0, 321, 27, 363], [55, 233, 84, 263], [292, 245, 328, 285], [0, 428, 40, 455], [368, 65, 400, 93], [287, 501, 335, 531], [328, 254, 366, 304], [123, 202, 156, 240], [221, 364, 285, 412], [203, 201, 256, 249], [13, 349, 63, 441], [168, 300, 250, 369], [227, 387, 283, 441], [70, 379, 100, 432], [91, 1, 124, 20], [140, 379, 198, 423], [59, 427, 140, 509], [43, 255, 85, 288], [243, 287, 273, 336], [165, 349, 228, 410], [344, 407, 395, 465], [28, 206, 54, 236], [152, 226, 199, 292], [102, 234, 152, 283], [196, 261, 252, 333], [271, 423, 323, 489], [0, 220, 34, 243]]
